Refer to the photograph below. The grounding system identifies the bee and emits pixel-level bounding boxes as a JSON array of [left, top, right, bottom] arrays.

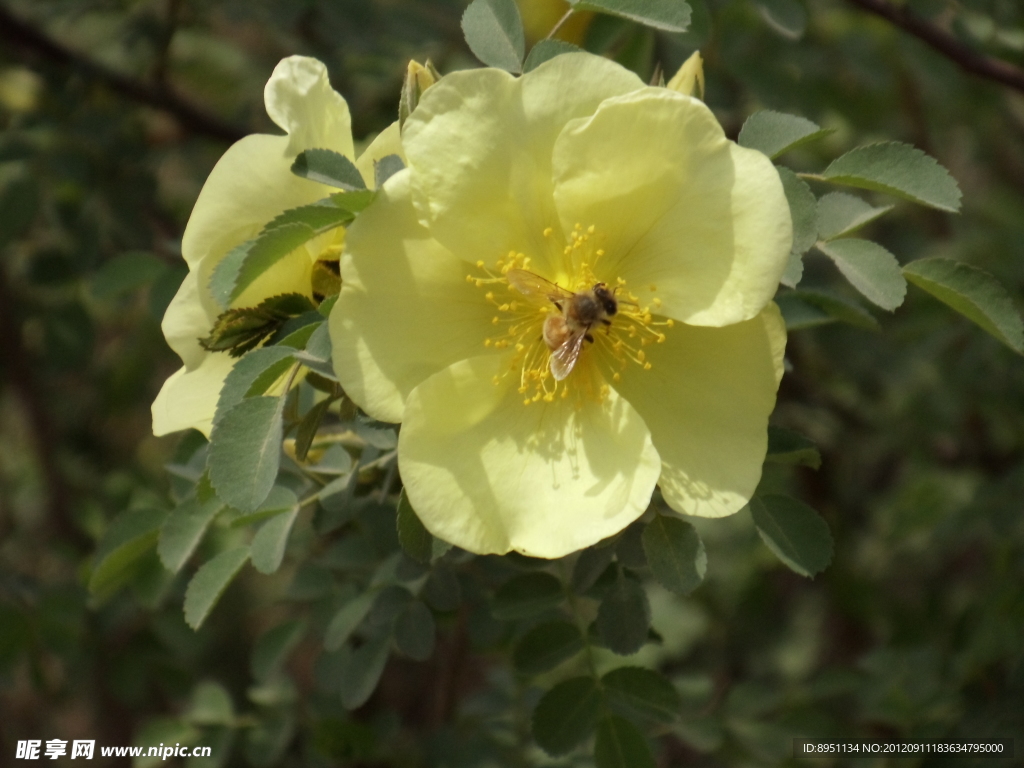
[[506, 269, 618, 380]]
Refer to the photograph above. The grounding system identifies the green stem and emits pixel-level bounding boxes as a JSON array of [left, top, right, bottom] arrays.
[[559, 560, 601, 682], [797, 172, 828, 183]]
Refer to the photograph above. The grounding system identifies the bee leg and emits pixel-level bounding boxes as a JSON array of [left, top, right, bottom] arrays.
[[552, 300, 563, 311], [600, 319, 612, 326], [584, 333, 594, 344]]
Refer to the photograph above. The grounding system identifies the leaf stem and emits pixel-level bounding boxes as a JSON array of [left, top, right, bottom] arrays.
[[797, 172, 828, 183], [545, 8, 574, 40]]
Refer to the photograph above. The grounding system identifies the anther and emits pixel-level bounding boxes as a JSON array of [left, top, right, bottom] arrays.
[[543, 227, 553, 237]]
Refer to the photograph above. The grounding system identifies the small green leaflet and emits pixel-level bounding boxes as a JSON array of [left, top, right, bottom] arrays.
[[89, 507, 167, 595], [532, 677, 603, 756], [340, 633, 392, 710], [738, 110, 833, 159], [291, 149, 366, 191], [596, 571, 651, 655], [778, 167, 817, 260], [749, 494, 833, 577], [324, 590, 378, 651], [765, 426, 822, 469], [492, 572, 564, 620], [374, 154, 405, 188], [903, 258, 1024, 354], [207, 396, 284, 513], [816, 238, 907, 311], [251, 501, 301, 575], [183, 546, 251, 629], [523, 40, 582, 73], [262, 199, 354, 234], [200, 294, 315, 358], [158, 496, 223, 574], [594, 716, 657, 768], [776, 288, 879, 331], [184, 681, 235, 726], [251, 619, 307, 682], [393, 600, 436, 661], [462, 0, 526, 74], [641, 515, 706, 595], [513, 621, 585, 675], [754, 0, 807, 40], [214, 346, 296, 426], [817, 192, 892, 241], [822, 142, 962, 213], [569, 0, 692, 33], [602, 667, 682, 723]]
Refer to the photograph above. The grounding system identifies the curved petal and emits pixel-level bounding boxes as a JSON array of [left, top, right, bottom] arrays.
[[607, 303, 786, 518], [553, 88, 792, 326], [399, 355, 661, 557], [161, 269, 213, 370], [151, 352, 236, 437], [355, 121, 405, 188], [403, 53, 643, 275], [264, 56, 354, 159], [330, 171, 497, 424], [180, 134, 333, 270]]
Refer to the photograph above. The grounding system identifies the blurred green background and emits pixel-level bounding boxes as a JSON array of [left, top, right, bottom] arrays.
[[1, 0, 1023, 765]]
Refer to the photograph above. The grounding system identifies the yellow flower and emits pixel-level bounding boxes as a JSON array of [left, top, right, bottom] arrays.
[[152, 56, 401, 437], [331, 53, 791, 558]]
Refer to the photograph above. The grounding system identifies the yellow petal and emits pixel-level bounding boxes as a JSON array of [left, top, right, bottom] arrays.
[[607, 303, 786, 518], [263, 56, 354, 159], [330, 171, 496, 424], [553, 88, 792, 326], [403, 53, 642, 275], [161, 269, 212, 370], [355, 120, 405, 188], [399, 355, 661, 557], [151, 353, 235, 437]]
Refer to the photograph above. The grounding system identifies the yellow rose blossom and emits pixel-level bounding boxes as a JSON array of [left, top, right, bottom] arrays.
[[330, 53, 791, 558], [152, 56, 402, 437]]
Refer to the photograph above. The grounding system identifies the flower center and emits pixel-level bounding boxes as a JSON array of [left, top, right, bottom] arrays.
[[466, 224, 673, 406]]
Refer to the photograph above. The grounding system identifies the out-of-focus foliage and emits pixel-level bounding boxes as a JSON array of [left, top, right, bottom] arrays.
[[1, 0, 1023, 765]]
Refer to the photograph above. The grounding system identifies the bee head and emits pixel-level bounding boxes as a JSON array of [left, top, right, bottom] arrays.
[[593, 283, 618, 316]]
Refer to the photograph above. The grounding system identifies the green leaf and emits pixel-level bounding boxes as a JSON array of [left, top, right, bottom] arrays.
[[200, 293, 316, 357], [532, 677, 604, 756], [641, 515, 706, 595], [781, 251, 804, 289], [158, 496, 223, 574], [184, 680, 235, 726], [230, 224, 318, 303], [208, 397, 284, 513], [594, 716, 657, 768], [822, 141, 962, 212], [524, 39, 582, 72], [263, 198, 354, 235], [183, 546, 251, 629], [373, 154, 405, 189], [492, 572, 564, 620], [90, 251, 166, 301], [214, 347, 296, 425], [396, 492, 432, 565], [324, 591, 377, 652], [229, 485, 299, 527], [251, 619, 307, 682], [294, 398, 333, 463], [903, 258, 1024, 354], [765, 426, 822, 469], [251, 502, 300, 575], [89, 508, 167, 594], [393, 600, 436, 661], [778, 167, 817, 258], [513, 621, 585, 675], [780, 288, 880, 331], [596, 572, 651, 655], [329, 189, 377, 215], [569, 0, 692, 32], [340, 633, 391, 710], [749, 495, 833, 577], [462, 0, 526, 73], [816, 192, 892, 241], [603, 667, 682, 723], [571, 545, 616, 593], [816, 239, 907, 311], [754, 0, 807, 40], [291, 149, 366, 191], [738, 111, 833, 159]]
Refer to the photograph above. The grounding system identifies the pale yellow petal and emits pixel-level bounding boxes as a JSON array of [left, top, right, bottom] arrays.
[[180, 134, 332, 270], [399, 355, 661, 557], [151, 353, 236, 437], [263, 56, 354, 159], [330, 171, 496, 424], [403, 53, 642, 275], [161, 269, 213, 370], [355, 121, 405, 188], [553, 88, 792, 326], [607, 303, 786, 518]]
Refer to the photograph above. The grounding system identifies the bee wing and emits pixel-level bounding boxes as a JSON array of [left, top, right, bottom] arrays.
[[549, 331, 587, 381], [506, 269, 574, 302]]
